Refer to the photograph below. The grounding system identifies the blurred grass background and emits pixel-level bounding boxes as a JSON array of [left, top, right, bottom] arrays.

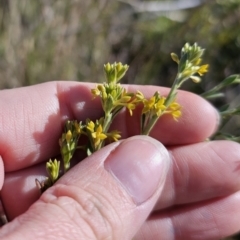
[[0, 0, 240, 238], [1, 0, 240, 89]]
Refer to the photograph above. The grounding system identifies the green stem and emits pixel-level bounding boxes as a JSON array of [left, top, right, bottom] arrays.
[[95, 112, 113, 151], [64, 162, 70, 173], [142, 74, 183, 135], [103, 112, 112, 132], [164, 75, 180, 107], [165, 86, 177, 107], [142, 114, 159, 135]]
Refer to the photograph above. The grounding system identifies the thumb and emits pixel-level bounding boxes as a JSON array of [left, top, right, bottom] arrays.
[[0, 136, 170, 240]]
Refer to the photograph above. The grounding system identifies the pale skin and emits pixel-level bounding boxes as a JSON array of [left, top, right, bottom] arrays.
[[0, 81, 239, 239]]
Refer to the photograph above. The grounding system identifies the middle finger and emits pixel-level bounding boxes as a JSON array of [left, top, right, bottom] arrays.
[[156, 140, 240, 210]]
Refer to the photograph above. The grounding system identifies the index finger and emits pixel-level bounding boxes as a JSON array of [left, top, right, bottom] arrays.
[[0, 81, 218, 171]]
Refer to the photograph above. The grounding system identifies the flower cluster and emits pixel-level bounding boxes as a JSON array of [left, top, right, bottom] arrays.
[[85, 118, 121, 153], [86, 119, 107, 148], [35, 159, 60, 192], [59, 120, 82, 172], [91, 62, 136, 118], [171, 42, 209, 87], [37, 43, 209, 193], [135, 91, 181, 134], [136, 91, 181, 119]]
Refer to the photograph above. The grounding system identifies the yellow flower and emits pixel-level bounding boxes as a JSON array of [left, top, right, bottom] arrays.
[[107, 130, 121, 142], [91, 84, 109, 100], [197, 64, 209, 76], [98, 85, 108, 100], [171, 109, 182, 120], [87, 121, 95, 132], [126, 102, 136, 116], [167, 102, 182, 120], [154, 97, 166, 116], [104, 62, 111, 72], [112, 90, 137, 115], [65, 130, 72, 143], [91, 124, 107, 147], [141, 93, 167, 117], [135, 91, 145, 101], [91, 87, 101, 98], [74, 121, 81, 134], [120, 95, 132, 103], [104, 62, 129, 83], [142, 96, 156, 113], [194, 58, 202, 65], [113, 94, 132, 106], [46, 159, 60, 182]]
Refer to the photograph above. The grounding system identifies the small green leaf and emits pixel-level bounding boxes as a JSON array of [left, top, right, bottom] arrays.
[[221, 74, 240, 87]]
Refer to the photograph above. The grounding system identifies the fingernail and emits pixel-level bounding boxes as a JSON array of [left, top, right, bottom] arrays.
[[105, 136, 169, 205]]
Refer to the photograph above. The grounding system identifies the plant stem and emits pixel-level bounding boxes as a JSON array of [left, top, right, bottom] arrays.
[[142, 115, 159, 135], [95, 112, 113, 151]]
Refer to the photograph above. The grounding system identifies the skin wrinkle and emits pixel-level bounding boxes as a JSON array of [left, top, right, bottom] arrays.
[[196, 148, 222, 197], [0, 84, 60, 171], [199, 209, 220, 239], [0, 102, 23, 162], [171, 148, 190, 206], [32, 204, 81, 239], [9, 145, 35, 165], [59, 142, 122, 189], [148, 213, 176, 240], [140, 210, 179, 240], [78, 193, 114, 239], [170, 193, 240, 240], [49, 198, 92, 238], [40, 189, 96, 237], [86, 179, 126, 239], [169, 142, 239, 206], [30, 83, 60, 167], [56, 81, 74, 124], [210, 143, 229, 169], [169, 150, 179, 208], [199, 142, 240, 197], [18, 87, 43, 153], [171, 217, 182, 240], [13, 102, 26, 158], [28, 88, 36, 132], [158, 150, 176, 209], [167, 217, 176, 240], [145, 142, 239, 221], [194, 208, 221, 239], [41, 183, 119, 240], [186, 148, 205, 195]]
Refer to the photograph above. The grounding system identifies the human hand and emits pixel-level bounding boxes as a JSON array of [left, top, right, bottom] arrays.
[[0, 81, 239, 239]]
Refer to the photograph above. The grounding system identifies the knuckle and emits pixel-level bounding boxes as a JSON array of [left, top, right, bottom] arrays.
[[42, 183, 121, 239]]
